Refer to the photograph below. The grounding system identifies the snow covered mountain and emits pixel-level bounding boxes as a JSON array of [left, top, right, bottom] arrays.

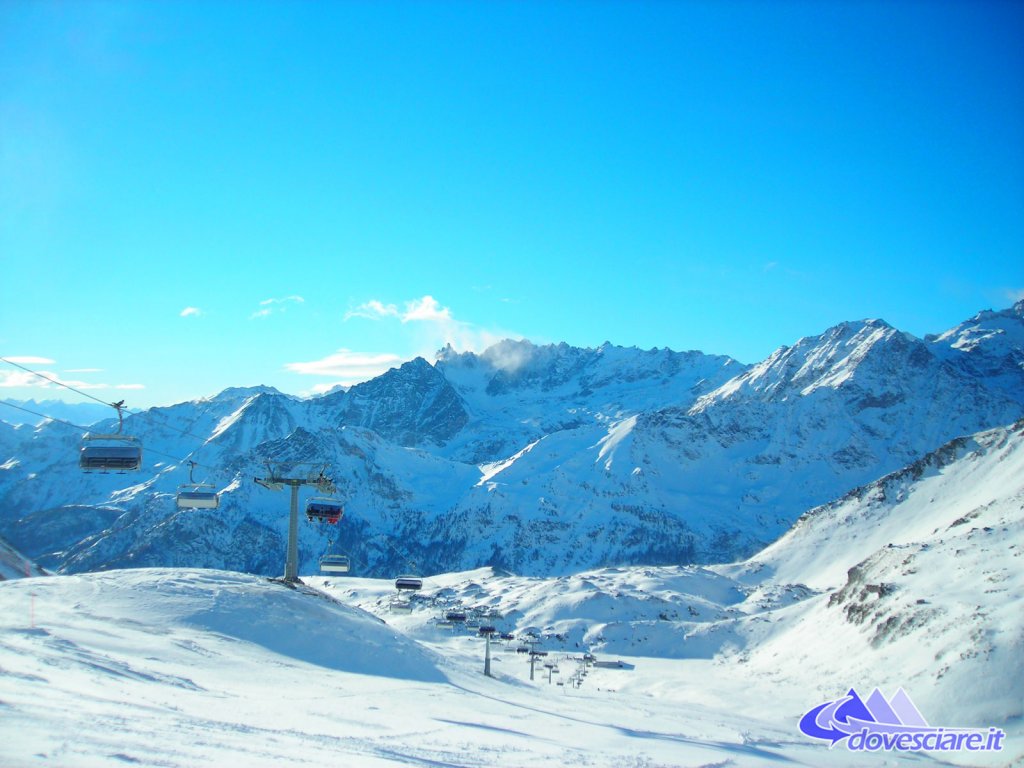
[[0, 303, 1021, 578]]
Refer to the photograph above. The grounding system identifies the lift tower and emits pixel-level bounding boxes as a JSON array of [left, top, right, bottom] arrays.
[[254, 461, 336, 583]]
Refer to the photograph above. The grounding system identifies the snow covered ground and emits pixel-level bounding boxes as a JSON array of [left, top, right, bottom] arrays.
[[0, 568, 823, 768], [1, 564, 1018, 766]]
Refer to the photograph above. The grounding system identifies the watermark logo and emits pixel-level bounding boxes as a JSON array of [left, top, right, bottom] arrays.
[[799, 688, 1005, 753]]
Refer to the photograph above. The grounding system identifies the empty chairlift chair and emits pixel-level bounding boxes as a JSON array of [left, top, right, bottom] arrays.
[[176, 484, 219, 509], [389, 596, 413, 614], [394, 575, 423, 592], [79, 400, 142, 473], [319, 554, 350, 574], [176, 462, 219, 509], [80, 434, 142, 472]]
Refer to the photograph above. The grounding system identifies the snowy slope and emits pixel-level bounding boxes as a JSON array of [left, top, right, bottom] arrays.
[[727, 419, 1024, 731], [0, 568, 863, 768]]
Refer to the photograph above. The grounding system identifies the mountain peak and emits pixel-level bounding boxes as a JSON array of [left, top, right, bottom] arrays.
[[924, 301, 1024, 398], [320, 355, 468, 446]]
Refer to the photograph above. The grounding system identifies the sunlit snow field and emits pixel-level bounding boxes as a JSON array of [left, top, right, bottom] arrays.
[[0, 565, 1018, 768]]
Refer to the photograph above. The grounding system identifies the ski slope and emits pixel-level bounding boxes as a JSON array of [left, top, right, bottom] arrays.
[[0, 568, 834, 768], [1, 563, 1018, 767]]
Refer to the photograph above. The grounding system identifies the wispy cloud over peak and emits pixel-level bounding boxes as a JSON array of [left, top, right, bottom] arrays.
[[401, 295, 451, 324], [345, 295, 451, 324], [343, 294, 519, 357]]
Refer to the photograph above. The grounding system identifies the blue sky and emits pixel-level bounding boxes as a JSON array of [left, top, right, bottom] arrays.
[[2, 0, 1022, 408]]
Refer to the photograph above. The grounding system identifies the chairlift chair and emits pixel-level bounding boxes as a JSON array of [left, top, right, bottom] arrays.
[[176, 462, 219, 509], [319, 554, 350, 574], [389, 597, 413, 614], [79, 401, 142, 473], [306, 497, 343, 524], [176, 485, 219, 509], [80, 434, 142, 472], [394, 575, 422, 591]]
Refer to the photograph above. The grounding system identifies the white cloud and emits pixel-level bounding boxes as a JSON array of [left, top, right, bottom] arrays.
[[4, 355, 55, 365], [285, 349, 404, 385], [180, 307, 202, 318], [251, 295, 305, 319], [344, 300, 400, 321], [56, 379, 110, 390], [0, 366, 140, 393], [260, 295, 304, 307], [0, 370, 46, 388], [345, 295, 453, 324], [401, 295, 451, 324], [1006, 288, 1024, 304]]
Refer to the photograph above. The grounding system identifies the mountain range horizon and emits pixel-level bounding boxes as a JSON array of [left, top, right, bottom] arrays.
[[1, 299, 1022, 580]]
